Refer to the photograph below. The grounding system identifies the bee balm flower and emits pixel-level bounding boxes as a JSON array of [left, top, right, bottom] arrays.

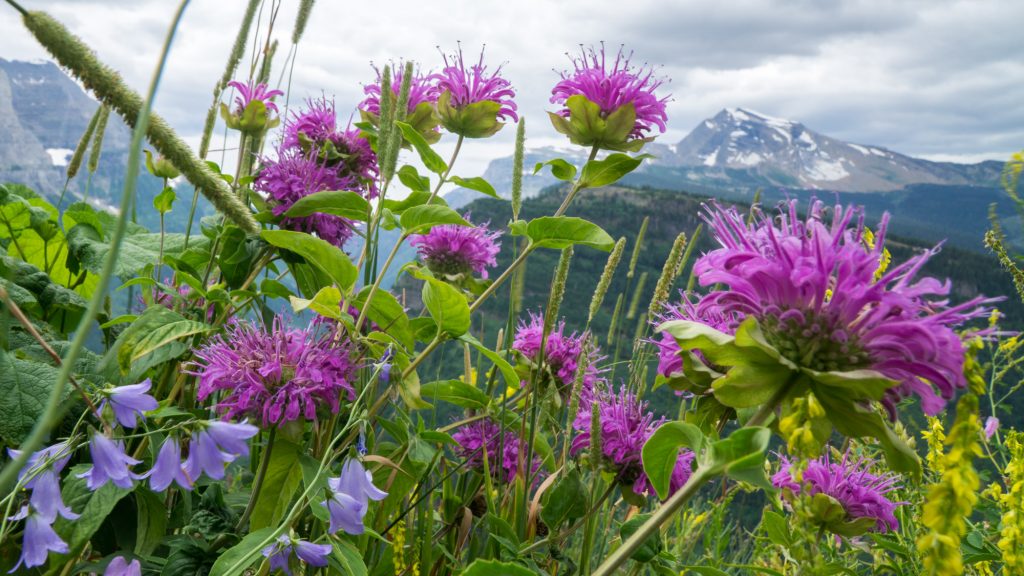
[[432, 46, 518, 138]]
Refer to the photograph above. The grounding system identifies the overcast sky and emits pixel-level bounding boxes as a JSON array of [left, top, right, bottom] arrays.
[[3, 0, 1023, 177]]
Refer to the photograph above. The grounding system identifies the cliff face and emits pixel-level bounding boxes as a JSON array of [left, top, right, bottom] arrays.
[[0, 64, 56, 194]]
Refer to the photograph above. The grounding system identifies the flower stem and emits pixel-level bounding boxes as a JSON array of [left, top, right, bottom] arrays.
[[236, 427, 277, 532], [427, 134, 464, 205], [553, 145, 600, 217], [355, 232, 408, 333]]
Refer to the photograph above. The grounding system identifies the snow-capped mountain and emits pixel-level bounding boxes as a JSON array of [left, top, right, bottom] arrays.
[[669, 107, 1001, 192]]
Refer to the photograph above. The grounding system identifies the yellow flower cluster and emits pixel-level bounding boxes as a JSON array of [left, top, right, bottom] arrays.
[[391, 519, 419, 576], [778, 394, 826, 458], [917, 394, 982, 576], [862, 227, 892, 282], [998, 431, 1024, 573], [922, 417, 947, 475]]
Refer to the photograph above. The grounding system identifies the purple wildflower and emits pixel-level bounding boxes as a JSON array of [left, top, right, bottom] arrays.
[[571, 387, 657, 491], [359, 64, 441, 116], [322, 459, 387, 535], [432, 46, 518, 123], [634, 450, 696, 497], [772, 452, 903, 533], [147, 438, 192, 492], [77, 434, 142, 490], [104, 556, 142, 576], [29, 469, 78, 522], [279, 99, 379, 191], [513, 313, 601, 391], [654, 295, 738, 378], [282, 97, 338, 150], [182, 421, 257, 482], [227, 79, 283, 115], [7, 507, 68, 572], [101, 379, 158, 428], [692, 200, 994, 416], [985, 416, 1000, 440], [255, 149, 360, 247], [551, 44, 668, 140], [261, 535, 331, 575], [451, 419, 539, 482], [409, 214, 501, 279], [8, 443, 71, 490], [189, 319, 357, 427]]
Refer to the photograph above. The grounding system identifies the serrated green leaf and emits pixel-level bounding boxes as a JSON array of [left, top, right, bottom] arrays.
[[261, 229, 357, 292], [0, 349, 63, 444], [420, 380, 489, 409], [400, 204, 470, 234], [421, 278, 470, 336], [282, 190, 370, 221], [514, 216, 614, 251]]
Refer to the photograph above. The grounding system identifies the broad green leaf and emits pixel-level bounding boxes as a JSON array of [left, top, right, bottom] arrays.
[[461, 559, 535, 576], [283, 190, 370, 221], [330, 540, 368, 576], [761, 510, 791, 547], [153, 186, 176, 214], [815, 390, 921, 477], [514, 216, 614, 251], [540, 469, 589, 528], [397, 165, 431, 193], [619, 513, 662, 563], [399, 204, 470, 234], [208, 527, 276, 576], [450, 176, 499, 198], [134, 489, 168, 556], [110, 306, 212, 375], [702, 427, 773, 489], [579, 153, 651, 188], [354, 285, 414, 350], [458, 333, 520, 391], [218, 225, 260, 289], [713, 364, 794, 409], [0, 349, 63, 444], [420, 380, 489, 409], [66, 224, 210, 278], [53, 464, 131, 556], [290, 286, 343, 320], [383, 191, 447, 213], [261, 229, 357, 292], [641, 421, 704, 500], [533, 158, 577, 181], [421, 278, 470, 336], [806, 368, 896, 401], [395, 121, 448, 174], [249, 439, 304, 530]]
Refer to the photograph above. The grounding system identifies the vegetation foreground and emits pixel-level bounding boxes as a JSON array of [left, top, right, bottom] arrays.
[[1, 1, 1024, 575]]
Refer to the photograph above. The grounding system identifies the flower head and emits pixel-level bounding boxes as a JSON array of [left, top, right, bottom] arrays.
[[409, 215, 501, 279], [104, 556, 142, 576], [147, 438, 192, 492], [223, 79, 283, 134], [261, 534, 331, 575], [772, 452, 904, 533], [76, 434, 142, 490], [182, 421, 257, 482], [7, 507, 69, 572], [8, 443, 72, 489], [654, 295, 737, 378], [29, 468, 79, 522], [101, 379, 158, 428], [359, 64, 441, 117], [322, 459, 387, 535], [513, 313, 601, 391], [985, 416, 1000, 440], [550, 44, 668, 150], [691, 200, 994, 416], [432, 46, 517, 137], [227, 79, 284, 115], [451, 419, 538, 482], [190, 319, 357, 427]]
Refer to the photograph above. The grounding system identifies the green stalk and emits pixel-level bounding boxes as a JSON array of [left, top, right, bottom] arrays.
[[553, 145, 600, 217], [0, 0, 191, 496], [235, 427, 276, 532]]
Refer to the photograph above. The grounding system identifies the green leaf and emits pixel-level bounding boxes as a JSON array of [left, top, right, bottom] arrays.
[[514, 216, 614, 251], [249, 439, 304, 530], [540, 468, 589, 528], [66, 224, 210, 278], [420, 380, 489, 409], [282, 190, 370, 221], [208, 527, 276, 576], [134, 489, 168, 556], [290, 286, 343, 320], [461, 559, 536, 576], [579, 153, 651, 188], [354, 285, 414, 350], [642, 421, 704, 500], [330, 540, 368, 576], [619, 513, 663, 563], [397, 165, 431, 193], [261, 229, 357, 292], [702, 427, 773, 489], [457, 333, 520, 391], [395, 121, 448, 174], [383, 190, 447, 213], [53, 464, 131, 556], [153, 186, 176, 214], [0, 349, 62, 444], [218, 225, 260, 289], [682, 567, 730, 576], [399, 204, 470, 234], [761, 510, 791, 547], [451, 176, 499, 199], [421, 277, 470, 336], [533, 158, 577, 181], [805, 368, 896, 401], [109, 306, 212, 375], [815, 390, 921, 477]]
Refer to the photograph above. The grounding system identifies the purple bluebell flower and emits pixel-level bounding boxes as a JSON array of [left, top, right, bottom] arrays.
[[772, 452, 904, 533], [104, 556, 142, 576], [182, 421, 258, 482], [261, 535, 331, 575], [691, 200, 995, 416], [985, 416, 1000, 440], [227, 79, 283, 116], [147, 438, 192, 492], [77, 434, 142, 490], [7, 506, 69, 572], [8, 443, 71, 489], [190, 319, 358, 427], [551, 44, 668, 145], [409, 214, 502, 279], [30, 469, 79, 522], [322, 459, 387, 535], [102, 379, 158, 428]]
